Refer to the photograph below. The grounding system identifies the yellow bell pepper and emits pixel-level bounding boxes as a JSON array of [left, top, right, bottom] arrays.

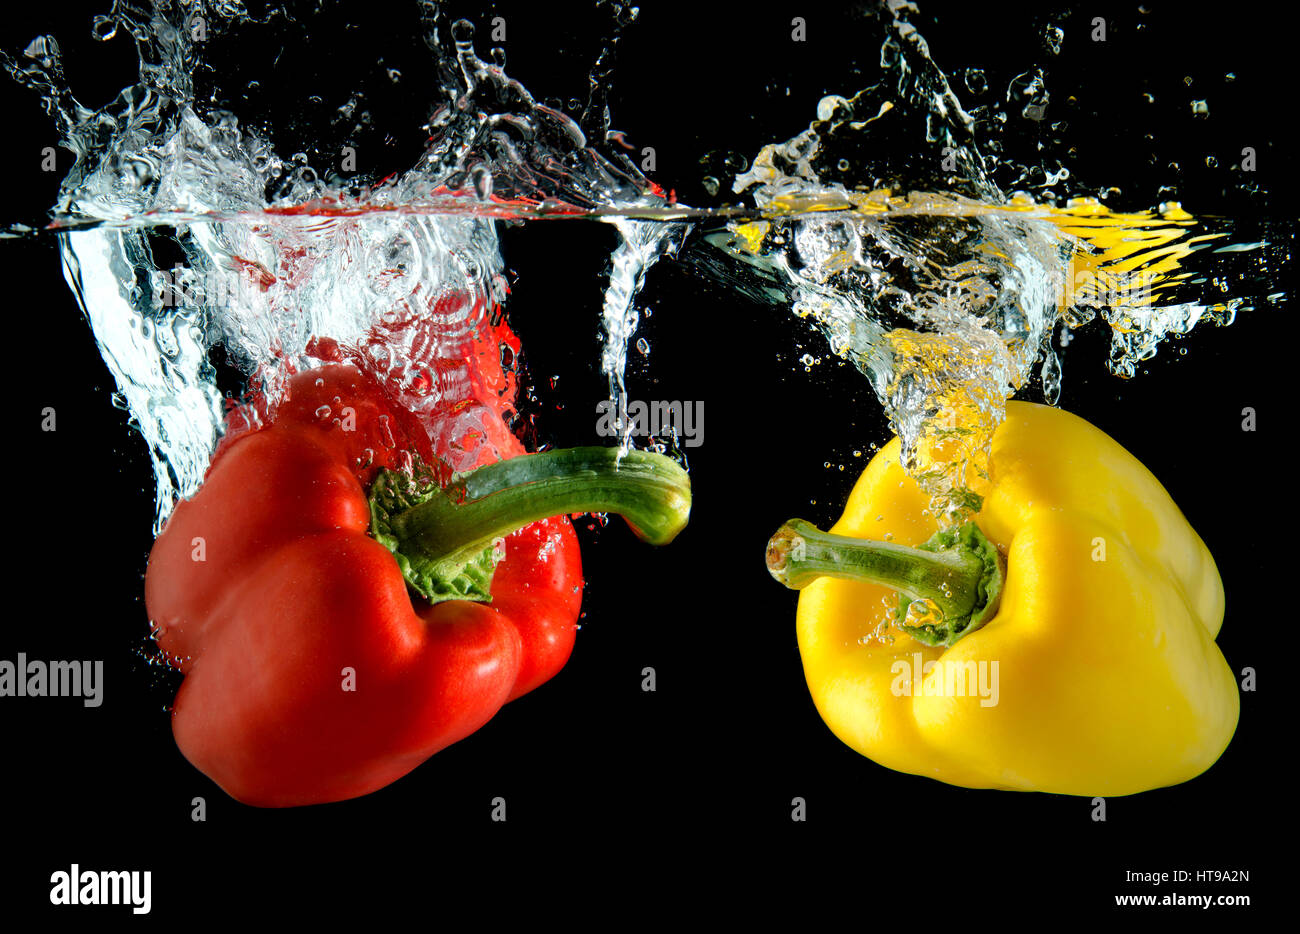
[[766, 401, 1238, 796]]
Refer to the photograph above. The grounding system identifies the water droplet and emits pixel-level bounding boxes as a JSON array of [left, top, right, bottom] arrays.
[[376, 415, 395, 448], [701, 176, 720, 196], [451, 18, 475, 43], [471, 165, 492, 200], [1040, 345, 1062, 405], [903, 597, 941, 629], [636, 337, 650, 355], [24, 35, 59, 64], [91, 15, 117, 41], [1190, 99, 1210, 118], [1043, 25, 1064, 55], [816, 95, 850, 122]]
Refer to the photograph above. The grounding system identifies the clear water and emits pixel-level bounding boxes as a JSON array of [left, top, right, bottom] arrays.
[[3, 0, 1287, 532]]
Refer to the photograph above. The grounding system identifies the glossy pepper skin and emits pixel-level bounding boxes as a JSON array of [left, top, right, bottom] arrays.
[[145, 364, 687, 807], [777, 401, 1238, 796]]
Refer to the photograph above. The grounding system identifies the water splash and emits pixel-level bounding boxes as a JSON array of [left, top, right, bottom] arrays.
[[694, 2, 1286, 527], [3, 0, 1288, 535], [599, 217, 688, 448], [3, 0, 669, 530]]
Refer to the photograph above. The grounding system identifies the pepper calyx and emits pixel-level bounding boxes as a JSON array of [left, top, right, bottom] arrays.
[[369, 471, 501, 605], [896, 522, 1004, 646]]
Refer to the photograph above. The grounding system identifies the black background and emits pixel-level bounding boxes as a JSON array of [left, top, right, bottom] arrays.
[[0, 0, 1289, 921]]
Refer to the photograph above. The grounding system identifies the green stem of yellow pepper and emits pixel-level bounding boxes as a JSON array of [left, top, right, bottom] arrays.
[[765, 519, 1005, 647]]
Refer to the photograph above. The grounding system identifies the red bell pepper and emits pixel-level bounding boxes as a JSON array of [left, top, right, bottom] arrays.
[[145, 363, 689, 807]]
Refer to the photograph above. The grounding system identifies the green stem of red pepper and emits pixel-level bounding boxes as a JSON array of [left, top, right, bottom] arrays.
[[371, 447, 691, 604], [765, 519, 1004, 647]]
